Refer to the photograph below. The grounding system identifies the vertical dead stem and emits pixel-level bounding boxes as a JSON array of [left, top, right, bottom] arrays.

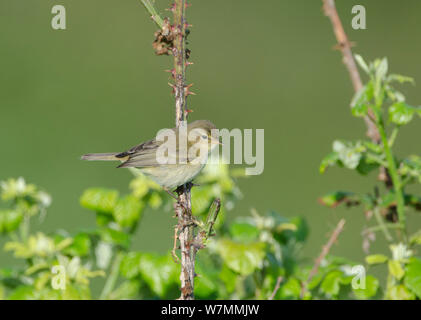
[[172, 0, 195, 300]]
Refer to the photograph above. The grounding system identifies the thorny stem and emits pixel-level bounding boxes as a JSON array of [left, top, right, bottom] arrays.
[[172, 0, 195, 300], [140, 0, 221, 300], [322, 0, 380, 142], [322, 0, 407, 240]]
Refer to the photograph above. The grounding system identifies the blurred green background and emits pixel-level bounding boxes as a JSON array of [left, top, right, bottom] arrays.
[[1, 0, 421, 268]]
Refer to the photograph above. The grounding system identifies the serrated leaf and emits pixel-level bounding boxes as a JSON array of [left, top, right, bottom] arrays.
[[320, 270, 343, 297], [216, 239, 265, 276], [389, 102, 416, 125], [138, 253, 179, 297], [112, 195, 143, 228]]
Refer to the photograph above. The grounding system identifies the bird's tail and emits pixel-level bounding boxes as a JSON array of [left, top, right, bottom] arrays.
[[81, 153, 120, 161]]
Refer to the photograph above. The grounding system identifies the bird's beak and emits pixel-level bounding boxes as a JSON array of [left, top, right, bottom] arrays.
[[211, 137, 223, 145]]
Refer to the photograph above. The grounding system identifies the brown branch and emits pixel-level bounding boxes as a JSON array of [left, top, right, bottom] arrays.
[[268, 276, 283, 300], [322, 0, 380, 143], [301, 218, 346, 297], [141, 0, 220, 301], [172, 0, 196, 300]]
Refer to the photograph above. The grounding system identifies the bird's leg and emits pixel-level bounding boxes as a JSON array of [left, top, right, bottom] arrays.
[[163, 187, 179, 200], [187, 181, 200, 187]]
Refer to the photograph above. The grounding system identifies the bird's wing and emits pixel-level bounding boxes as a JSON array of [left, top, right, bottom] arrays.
[[117, 137, 189, 168]]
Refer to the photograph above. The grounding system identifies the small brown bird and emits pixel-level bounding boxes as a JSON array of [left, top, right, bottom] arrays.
[[81, 120, 220, 191]]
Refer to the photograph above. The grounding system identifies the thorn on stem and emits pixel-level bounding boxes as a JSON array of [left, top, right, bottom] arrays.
[[165, 68, 176, 78], [167, 3, 176, 12], [184, 109, 193, 117], [168, 82, 176, 94], [184, 83, 196, 96]]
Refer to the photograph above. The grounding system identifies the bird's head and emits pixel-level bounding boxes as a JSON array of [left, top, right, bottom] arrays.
[[187, 120, 221, 153]]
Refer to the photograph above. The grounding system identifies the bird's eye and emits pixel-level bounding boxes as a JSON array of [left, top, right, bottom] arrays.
[[201, 135, 208, 140]]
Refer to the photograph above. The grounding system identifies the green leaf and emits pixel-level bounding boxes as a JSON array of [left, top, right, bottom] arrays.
[[320, 270, 343, 297], [376, 58, 388, 82], [8, 285, 36, 300], [319, 152, 339, 174], [354, 54, 369, 74], [110, 280, 140, 300], [148, 192, 162, 209], [216, 239, 265, 276], [409, 230, 421, 245], [138, 253, 179, 297], [120, 252, 142, 279], [387, 284, 416, 300], [62, 233, 90, 257], [389, 102, 417, 125], [351, 103, 368, 118], [387, 74, 414, 84], [99, 228, 130, 249], [112, 195, 143, 228], [80, 188, 119, 213], [388, 260, 405, 280], [0, 210, 23, 233], [195, 258, 220, 299], [191, 186, 213, 215], [318, 191, 356, 208], [278, 277, 301, 299], [404, 257, 421, 298], [333, 140, 362, 170], [289, 217, 308, 242], [228, 221, 259, 242], [366, 254, 389, 265], [353, 275, 379, 299]]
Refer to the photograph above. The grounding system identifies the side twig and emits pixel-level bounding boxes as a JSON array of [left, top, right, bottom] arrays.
[[268, 276, 283, 300], [301, 218, 346, 297], [322, 0, 379, 143]]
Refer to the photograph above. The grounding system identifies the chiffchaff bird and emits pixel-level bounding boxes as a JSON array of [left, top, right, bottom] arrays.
[[81, 120, 220, 192]]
